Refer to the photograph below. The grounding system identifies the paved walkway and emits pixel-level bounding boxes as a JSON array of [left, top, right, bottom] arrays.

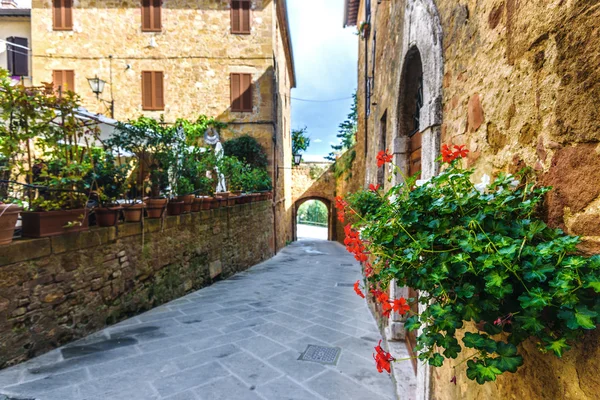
[[0, 240, 396, 400]]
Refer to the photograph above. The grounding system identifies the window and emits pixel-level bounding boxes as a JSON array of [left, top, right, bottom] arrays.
[[142, 71, 164, 110], [6, 37, 28, 77], [52, 70, 75, 93], [230, 73, 253, 112], [231, 0, 251, 34], [142, 0, 161, 32], [53, 0, 73, 31]]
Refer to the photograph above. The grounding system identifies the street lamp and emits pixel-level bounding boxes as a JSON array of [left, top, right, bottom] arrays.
[[293, 154, 302, 166], [86, 75, 114, 119]]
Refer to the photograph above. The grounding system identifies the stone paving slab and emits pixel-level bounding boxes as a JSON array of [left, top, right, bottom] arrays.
[[0, 240, 397, 400]]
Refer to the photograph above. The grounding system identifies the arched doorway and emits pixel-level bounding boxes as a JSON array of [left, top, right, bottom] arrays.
[[292, 197, 333, 241]]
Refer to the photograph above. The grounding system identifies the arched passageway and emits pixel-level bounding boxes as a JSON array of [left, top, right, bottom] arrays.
[[292, 197, 334, 241]]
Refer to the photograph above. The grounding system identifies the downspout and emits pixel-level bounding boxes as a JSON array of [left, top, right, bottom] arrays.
[[364, 31, 369, 160]]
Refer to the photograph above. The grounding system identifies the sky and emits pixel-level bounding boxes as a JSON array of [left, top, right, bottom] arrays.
[[14, 0, 358, 161], [287, 0, 358, 161]]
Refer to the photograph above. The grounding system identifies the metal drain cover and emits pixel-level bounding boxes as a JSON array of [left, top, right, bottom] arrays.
[[336, 283, 355, 287], [298, 345, 341, 365]]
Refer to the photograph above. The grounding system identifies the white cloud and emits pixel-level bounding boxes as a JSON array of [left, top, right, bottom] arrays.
[[313, 139, 323, 143], [302, 154, 331, 163]]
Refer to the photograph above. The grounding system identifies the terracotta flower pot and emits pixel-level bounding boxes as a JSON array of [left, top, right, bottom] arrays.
[[231, 190, 243, 197], [199, 197, 213, 211], [191, 197, 202, 212], [145, 198, 168, 219], [95, 206, 122, 227], [177, 194, 195, 213], [123, 203, 145, 222], [213, 198, 223, 209], [0, 204, 22, 245], [21, 209, 89, 238], [228, 197, 237, 207], [215, 192, 230, 199], [167, 201, 184, 216]]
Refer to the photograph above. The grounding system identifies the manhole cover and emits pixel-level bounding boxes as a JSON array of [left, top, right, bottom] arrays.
[[336, 283, 354, 287], [298, 345, 341, 365]]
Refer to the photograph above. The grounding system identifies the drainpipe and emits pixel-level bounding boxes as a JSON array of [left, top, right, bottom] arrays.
[[364, 28, 369, 162]]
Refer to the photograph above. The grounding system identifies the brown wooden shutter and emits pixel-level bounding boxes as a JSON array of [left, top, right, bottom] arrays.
[[53, 0, 73, 31], [142, 71, 165, 110], [230, 73, 241, 111], [231, 73, 252, 112], [142, 0, 162, 32], [241, 73, 252, 112], [53, 70, 75, 93], [231, 0, 250, 34]]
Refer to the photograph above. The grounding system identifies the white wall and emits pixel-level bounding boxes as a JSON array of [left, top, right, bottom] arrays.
[[0, 17, 31, 83]]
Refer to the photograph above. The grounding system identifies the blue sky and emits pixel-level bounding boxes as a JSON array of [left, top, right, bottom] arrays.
[[287, 0, 358, 161]]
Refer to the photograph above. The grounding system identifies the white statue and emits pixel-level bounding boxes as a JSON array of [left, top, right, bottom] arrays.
[[204, 127, 227, 193]]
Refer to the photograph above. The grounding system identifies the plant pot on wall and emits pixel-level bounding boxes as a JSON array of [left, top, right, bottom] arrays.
[[95, 206, 122, 227], [0, 204, 22, 245], [191, 197, 202, 212], [21, 209, 89, 238], [145, 198, 168, 219], [177, 194, 195, 213], [167, 200, 184, 216], [123, 203, 145, 222], [200, 197, 213, 211]]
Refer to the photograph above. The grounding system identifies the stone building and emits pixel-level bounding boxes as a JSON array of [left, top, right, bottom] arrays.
[[343, 0, 600, 399], [23, 0, 296, 251]]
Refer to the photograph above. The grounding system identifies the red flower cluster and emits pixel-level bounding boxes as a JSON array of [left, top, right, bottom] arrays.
[[335, 196, 348, 223], [373, 340, 395, 373], [354, 280, 365, 298], [368, 183, 381, 192], [344, 224, 368, 262], [441, 144, 470, 163], [364, 262, 374, 278], [369, 289, 411, 317], [376, 150, 393, 168]]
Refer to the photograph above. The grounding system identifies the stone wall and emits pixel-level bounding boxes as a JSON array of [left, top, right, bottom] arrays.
[[350, 0, 600, 398], [0, 202, 274, 369]]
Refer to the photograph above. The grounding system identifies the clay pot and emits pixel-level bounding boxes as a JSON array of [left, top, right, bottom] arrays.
[[177, 194, 195, 213], [0, 204, 22, 245], [231, 190, 243, 197], [21, 209, 89, 238], [215, 192, 230, 199], [213, 198, 223, 209], [228, 197, 237, 207], [200, 197, 213, 211], [95, 206, 122, 227], [122, 203, 145, 222], [191, 197, 203, 212], [145, 198, 168, 219], [167, 201, 184, 216]]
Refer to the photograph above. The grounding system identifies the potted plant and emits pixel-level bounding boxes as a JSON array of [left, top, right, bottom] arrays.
[[86, 150, 130, 227]]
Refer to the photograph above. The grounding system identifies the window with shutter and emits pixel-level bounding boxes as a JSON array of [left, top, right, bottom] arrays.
[[53, 0, 73, 31], [52, 70, 75, 94], [142, 71, 165, 111], [230, 73, 253, 112], [231, 0, 251, 34], [6, 37, 28, 77], [142, 0, 162, 32]]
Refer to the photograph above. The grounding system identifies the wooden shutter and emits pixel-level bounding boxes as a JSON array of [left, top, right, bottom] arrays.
[[7, 37, 28, 77], [231, 0, 251, 34], [142, 0, 162, 32], [53, 70, 75, 93], [231, 73, 252, 112], [142, 71, 165, 110], [53, 0, 73, 31]]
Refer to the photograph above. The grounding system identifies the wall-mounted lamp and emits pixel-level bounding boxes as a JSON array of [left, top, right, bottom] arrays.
[[293, 154, 302, 166], [87, 75, 114, 119]]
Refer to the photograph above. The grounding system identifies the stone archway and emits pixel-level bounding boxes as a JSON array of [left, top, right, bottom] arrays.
[[292, 196, 334, 242]]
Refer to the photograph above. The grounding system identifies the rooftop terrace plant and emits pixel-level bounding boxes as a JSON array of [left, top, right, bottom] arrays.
[[340, 146, 600, 384]]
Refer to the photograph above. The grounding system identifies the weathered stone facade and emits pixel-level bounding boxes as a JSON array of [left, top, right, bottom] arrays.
[[29, 0, 295, 251], [0, 202, 273, 369], [345, 0, 600, 398]]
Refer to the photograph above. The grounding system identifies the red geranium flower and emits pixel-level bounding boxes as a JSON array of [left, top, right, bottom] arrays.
[[368, 183, 381, 192], [373, 340, 395, 374], [441, 144, 456, 163], [376, 150, 393, 168], [382, 301, 393, 317], [453, 144, 469, 158], [354, 280, 365, 298], [392, 298, 410, 315]]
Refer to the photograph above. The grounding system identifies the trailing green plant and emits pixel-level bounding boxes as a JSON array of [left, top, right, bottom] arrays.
[[222, 135, 268, 170], [177, 115, 227, 146], [340, 145, 600, 384]]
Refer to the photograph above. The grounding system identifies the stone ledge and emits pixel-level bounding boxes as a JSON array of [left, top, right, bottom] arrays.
[[51, 227, 116, 254], [0, 238, 52, 265]]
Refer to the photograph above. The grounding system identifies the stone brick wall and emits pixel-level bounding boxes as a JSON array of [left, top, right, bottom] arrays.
[[350, 0, 600, 398], [0, 202, 274, 369]]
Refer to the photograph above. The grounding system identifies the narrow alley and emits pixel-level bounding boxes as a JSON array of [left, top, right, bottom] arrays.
[[0, 240, 396, 400]]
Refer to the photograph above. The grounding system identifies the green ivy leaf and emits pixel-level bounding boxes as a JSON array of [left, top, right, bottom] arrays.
[[428, 353, 445, 367], [515, 314, 544, 334], [466, 360, 502, 384], [558, 306, 598, 330], [462, 332, 497, 353], [436, 335, 462, 359], [518, 288, 551, 311], [405, 316, 421, 332], [489, 342, 523, 373], [544, 338, 571, 357]]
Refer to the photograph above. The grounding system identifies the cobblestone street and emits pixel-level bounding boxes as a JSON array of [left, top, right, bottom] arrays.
[[0, 240, 396, 400]]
